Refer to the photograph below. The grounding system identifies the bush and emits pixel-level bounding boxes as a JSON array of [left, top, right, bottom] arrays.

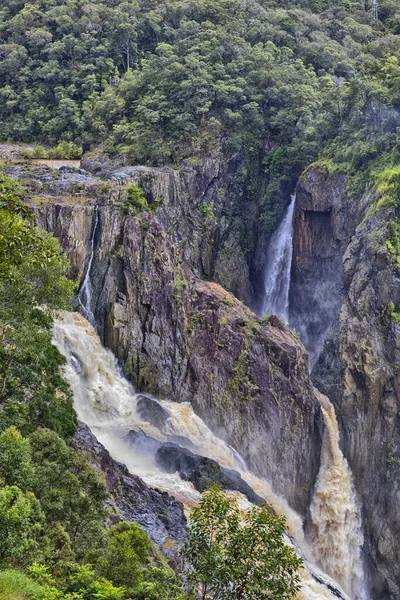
[[48, 142, 81, 160], [182, 486, 302, 600], [125, 185, 162, 215]]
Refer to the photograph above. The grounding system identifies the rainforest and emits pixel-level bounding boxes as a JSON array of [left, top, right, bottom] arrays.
[[0, 0, 400, 599]]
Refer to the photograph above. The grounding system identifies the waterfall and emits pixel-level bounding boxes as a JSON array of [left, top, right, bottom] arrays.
[[77, 206, 99, 325], [53, 311, 352, 600], [311, 392, 367, 599], [262, 194, 296, 323], [259, 195, 368, 599]]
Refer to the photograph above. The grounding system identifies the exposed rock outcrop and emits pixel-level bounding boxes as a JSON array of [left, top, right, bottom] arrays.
[[72, 422, 187, 557], [155, 443, 265, 505], [6, 155, 254, 304]]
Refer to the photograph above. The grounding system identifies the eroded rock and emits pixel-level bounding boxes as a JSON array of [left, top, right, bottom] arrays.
[[72, 422, 187, 557], [155, 443, 265, 505]]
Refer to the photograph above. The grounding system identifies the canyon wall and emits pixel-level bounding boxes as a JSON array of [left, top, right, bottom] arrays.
[[13, 157, 400, 597], [11, 159, 324, 521], [291, 167, 400, 600]]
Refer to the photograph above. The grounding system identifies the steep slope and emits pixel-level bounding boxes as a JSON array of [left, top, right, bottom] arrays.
[[291, 167, 400, 600], [8, 160, 323, 520]]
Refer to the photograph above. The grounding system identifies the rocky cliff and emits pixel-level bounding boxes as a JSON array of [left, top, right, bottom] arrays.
[[7, 159, 324, 522], [292, 167, 400, 600], [72, 422, 187, 559], [9, 155, 400, 598]]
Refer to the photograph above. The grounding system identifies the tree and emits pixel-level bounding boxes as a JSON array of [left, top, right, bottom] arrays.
[[0, 427, 35, 492], [0, 486, 44, 569], [182, 486, 302, 600], [0, 174, 76, 438], [28, 428, 108, 557], [96, 521, 151, 590]]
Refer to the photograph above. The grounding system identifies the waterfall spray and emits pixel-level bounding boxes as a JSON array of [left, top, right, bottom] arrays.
[[77, 205, 99, 325], [262, 194, 296, 323], [311, 392, 366, 598]]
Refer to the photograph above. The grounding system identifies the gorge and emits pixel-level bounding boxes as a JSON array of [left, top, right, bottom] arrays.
[[2, 2, 400, 599], [8, 150, 394, 599]]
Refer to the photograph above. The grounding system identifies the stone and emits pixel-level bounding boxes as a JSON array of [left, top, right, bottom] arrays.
[[72, 422, 187, 558], [136, 395, 170, 430], [155, 443, 265, 505]]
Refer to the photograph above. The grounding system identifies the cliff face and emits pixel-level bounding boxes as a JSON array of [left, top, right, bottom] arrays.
[[293, 168, 400, 600], [290, 168, 357, 362], [18, 160, 324, 520], [13, 156, 400, 597]]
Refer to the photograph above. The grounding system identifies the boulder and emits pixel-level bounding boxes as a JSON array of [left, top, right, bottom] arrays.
[[155, 443, 265, 505]]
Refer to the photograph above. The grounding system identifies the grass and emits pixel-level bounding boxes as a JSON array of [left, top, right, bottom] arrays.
[[0, 570, 44, 600]]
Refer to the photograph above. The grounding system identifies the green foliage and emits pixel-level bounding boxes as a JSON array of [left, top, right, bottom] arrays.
[[182, 486, 302, 600], [374, 166, 400, 211], [49, 142, 81, 160], [0, 428, 35, 492], [387, 301, 400, 325], [0, 486, 45, 569], [173, 277, 187, 306], [125, 185, 161, 215], [28, 429, 108, 557], [197, 202, 216, 223], [131, 567, 183, 600], [0, 568, 47, 600], [61, 563, 126, 599], [0, 173, 76, 438], [386, 220, 400, 267], [95, 522, 150, 591]]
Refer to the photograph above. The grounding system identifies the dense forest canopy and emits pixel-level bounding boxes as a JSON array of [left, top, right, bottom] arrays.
[[2, 0, 400, 231], [1, 0, 399, 160]]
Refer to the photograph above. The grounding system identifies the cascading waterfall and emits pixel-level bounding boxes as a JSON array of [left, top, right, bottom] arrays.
[[310, 393, 367, 599], [77, 206, 99, 325], [262, 194, 296, 323], [53, 311, 352, 600], [260, 194, 368, 599]]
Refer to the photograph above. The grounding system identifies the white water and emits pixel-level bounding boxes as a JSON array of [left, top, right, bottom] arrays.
[[311, 393, 367, 600], [77, 206, 99, 325], [53, 312, 351, 600], [262, 194, 296, 323]]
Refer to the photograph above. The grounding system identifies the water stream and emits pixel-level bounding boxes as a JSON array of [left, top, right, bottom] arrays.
[[261, 194, 296, 323], [54, 312, 352, 600], [311, 393, 367, 600], [77, 206, 99, 326]]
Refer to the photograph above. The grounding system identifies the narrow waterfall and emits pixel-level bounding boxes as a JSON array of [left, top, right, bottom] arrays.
[[77, 206, 99, 325], [262, 194, 296, 323], [311, 393, 366, 599], [53, 311, 352, 600]]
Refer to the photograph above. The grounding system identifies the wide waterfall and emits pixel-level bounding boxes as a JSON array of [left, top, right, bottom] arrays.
[[262, 194, 296, 322], [54, 311, 355, 600]]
